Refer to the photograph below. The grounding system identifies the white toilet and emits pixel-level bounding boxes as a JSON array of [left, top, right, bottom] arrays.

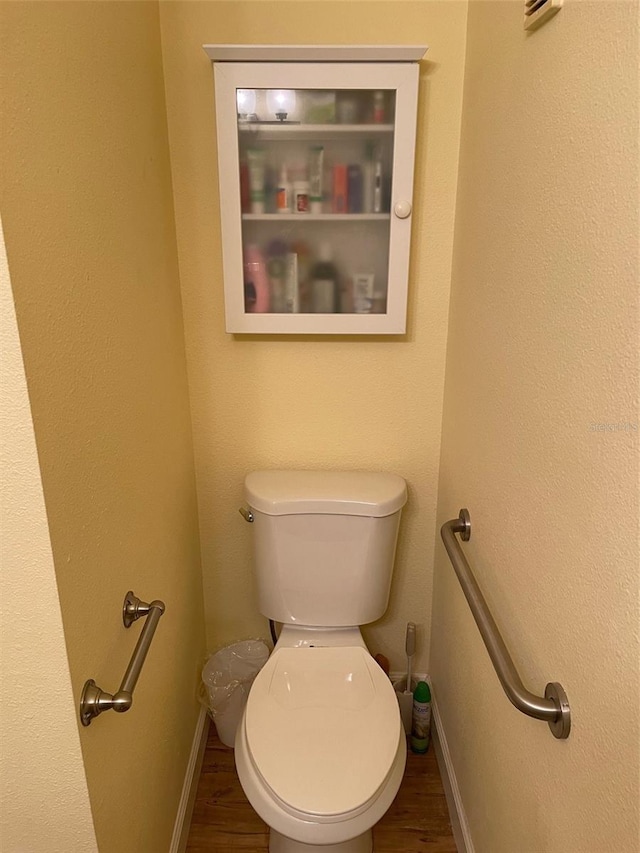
[[235, 470, 408, 853]]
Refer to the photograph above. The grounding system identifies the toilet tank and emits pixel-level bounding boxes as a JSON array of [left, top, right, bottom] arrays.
[[244, 470, 407, 627]]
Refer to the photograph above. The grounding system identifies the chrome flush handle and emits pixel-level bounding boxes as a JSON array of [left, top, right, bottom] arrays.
[[239, 506, 254, 523]]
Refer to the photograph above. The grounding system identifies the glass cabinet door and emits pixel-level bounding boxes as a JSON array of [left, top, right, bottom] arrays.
[[214, 62, 419, 334]]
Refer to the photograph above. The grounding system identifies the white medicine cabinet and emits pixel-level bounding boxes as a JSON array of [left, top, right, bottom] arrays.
[[204, 45, 427, 334]]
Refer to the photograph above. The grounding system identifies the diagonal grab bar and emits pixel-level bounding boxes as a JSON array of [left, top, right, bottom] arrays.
[[79, 591, 165, 727], [441, 510, 570, 739]]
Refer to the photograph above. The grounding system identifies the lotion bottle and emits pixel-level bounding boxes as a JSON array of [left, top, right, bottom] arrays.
[[244, 244, 270, 313]]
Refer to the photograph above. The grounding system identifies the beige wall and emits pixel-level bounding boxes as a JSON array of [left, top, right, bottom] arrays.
[[1, 3, 205, 851], [1, 220, 98, 853], [432, 1, 639, 851], [159, 0, 468, 672]]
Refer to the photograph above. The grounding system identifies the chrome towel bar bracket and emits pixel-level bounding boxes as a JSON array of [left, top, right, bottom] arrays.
[[441, 510, 571, 739], [80, 591, 165, 727]]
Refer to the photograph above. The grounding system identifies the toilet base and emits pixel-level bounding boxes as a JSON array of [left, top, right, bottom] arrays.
[[270, 828, 372, 853]]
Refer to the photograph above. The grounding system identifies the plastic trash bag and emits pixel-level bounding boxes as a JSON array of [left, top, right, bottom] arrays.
[[201, 639, 270, 746]]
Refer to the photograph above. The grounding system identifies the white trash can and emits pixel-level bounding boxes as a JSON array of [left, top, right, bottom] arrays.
[[202, 639, 270, 747]]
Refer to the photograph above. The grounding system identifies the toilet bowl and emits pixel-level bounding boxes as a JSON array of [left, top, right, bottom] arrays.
[[235, 626, 406, 851], [237, 470, 409, 851]]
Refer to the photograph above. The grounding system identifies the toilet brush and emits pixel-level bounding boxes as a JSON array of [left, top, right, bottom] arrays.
[[395, 622, 416, 734], [405, 622, 416, 698]]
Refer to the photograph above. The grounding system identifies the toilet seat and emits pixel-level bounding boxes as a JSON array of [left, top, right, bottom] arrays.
[[245, 646, 401, 822]]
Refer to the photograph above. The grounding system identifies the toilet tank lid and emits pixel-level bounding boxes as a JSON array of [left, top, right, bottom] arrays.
[[244, 470, 407, 517]]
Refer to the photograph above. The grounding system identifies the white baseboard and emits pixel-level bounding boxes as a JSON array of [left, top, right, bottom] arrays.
[[431, 697, 474, 853], [170, 705, 209, 853], [389, 671, 473, 853]]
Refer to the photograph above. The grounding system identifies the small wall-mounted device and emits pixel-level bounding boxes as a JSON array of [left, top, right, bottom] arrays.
[[524, 0, 562, 31]]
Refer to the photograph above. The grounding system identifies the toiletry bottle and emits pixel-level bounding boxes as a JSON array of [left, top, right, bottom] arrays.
[[310, 243, 340, 314], [373, 153, 383, 213], [246, 149, 266, 214], [308, 146, 324, 213], [347, 164, 363, 213], [267, 255, 287, 312], [332, 165, 348, 214], [362, 141, 375, 214], [266, 239, 291, 312], [352, 272, 375, 314], [243, 244, 270, 313], [291, 240, 311, 311], [410, 681, 431, 754], [293, 179, 310, 213], [337, 93, 359, 124], [276, 165, 292, 214], [373, 90, 385, 124], [284, 252, 299, 313]]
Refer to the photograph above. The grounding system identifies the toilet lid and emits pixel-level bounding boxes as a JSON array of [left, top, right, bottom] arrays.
[[245, 646, 401, 819]]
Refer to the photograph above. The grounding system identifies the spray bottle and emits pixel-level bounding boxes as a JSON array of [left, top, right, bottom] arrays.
[[410, 681, 432, 754]]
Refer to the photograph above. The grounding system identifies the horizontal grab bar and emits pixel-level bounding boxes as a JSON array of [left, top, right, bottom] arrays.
[[441, 510, 570, 739], [80, 591, 165, 727]]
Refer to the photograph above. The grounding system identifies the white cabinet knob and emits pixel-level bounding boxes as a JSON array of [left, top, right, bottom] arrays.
[[393, 200, 412, 219]]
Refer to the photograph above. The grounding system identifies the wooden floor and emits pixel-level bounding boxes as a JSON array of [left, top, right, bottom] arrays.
[[186, 722, 457, 852]]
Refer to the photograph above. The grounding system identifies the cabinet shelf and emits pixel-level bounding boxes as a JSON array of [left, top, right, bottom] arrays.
[[238, 123, 394, 141], [242, 213, 391, 222]]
